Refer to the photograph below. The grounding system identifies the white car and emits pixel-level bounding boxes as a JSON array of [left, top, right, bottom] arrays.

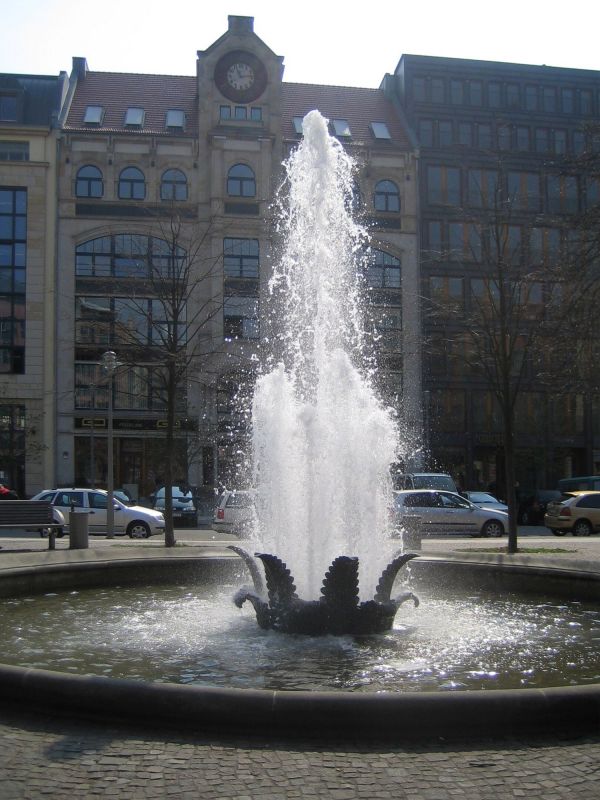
[[213, 489, 255, 537], [30, 488, 165, 538], [392, 490, 507, 538], [153, 486, 197, 526], [462, 491, 508, 513]]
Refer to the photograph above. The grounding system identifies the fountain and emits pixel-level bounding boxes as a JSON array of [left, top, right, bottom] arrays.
[[1, 112, 600, 740], [230, 110, 418, 634]]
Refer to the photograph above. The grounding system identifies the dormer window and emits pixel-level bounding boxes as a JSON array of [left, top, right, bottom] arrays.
[[332, 119, 352, 138], [370, 122, 391, 140], [83, 105, 104, 125], [293, 116, 304, 135], [0, 94, 17, 121], [124, 107, 145, 127], [166, 109, 185, 129]]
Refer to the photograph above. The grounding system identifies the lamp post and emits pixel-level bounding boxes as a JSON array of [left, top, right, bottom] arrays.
[[101, 350, 118, 539]]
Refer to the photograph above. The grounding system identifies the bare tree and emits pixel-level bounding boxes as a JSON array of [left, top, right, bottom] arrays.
[[104, 212, 225, 546], [425, 166, 594, 553]]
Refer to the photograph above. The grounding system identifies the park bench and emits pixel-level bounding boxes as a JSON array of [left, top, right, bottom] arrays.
[[0, 500, 65, 550]]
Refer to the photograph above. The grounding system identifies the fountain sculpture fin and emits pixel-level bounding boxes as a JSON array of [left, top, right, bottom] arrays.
[[256, 553, 298, 608], [373, 553, 418, 603], [320, 556, 360, 607], [228, 545, 265, 595], [233, 587, 272, 629], [392, 591, 420, 608]]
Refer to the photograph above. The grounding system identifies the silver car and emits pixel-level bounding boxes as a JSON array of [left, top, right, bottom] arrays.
[[31, 488, 165, 538], [392, 490, 507, 538], [213, 489, 255, 537]]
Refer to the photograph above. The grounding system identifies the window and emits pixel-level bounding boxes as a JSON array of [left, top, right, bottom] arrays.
[[75, 296, 112, 345], [573, 131, 586, 154], [516, 126, 530, 151], [431, 79, 444, 103], [0, 188, 26, 374], [413, 77, 426, 101], [547, 175, 579, 214], [234, 106, 247, 120], [332, 119, 351, 137], [580, 89, 593, 115], [506, 84, 520, 108], [553, 130, 567, 154], [525, 86, 538, 111], [448, 222, 481, 261], [227, 164, 256, 197], [367, 304, 402, 349], [542, 87, 556, 112], [450, 79, 464, 104], [418, 120, 433, 147], [438, 120, 452, 146], [477, 124, 492, 150], [75, 165, 103, 198], [497, 124, 511, 150], [118, 167, 145, 200], [124, 107, 145, 127], [224, 296, 259, 340], [529, 227, 560, 265], [488, 82, 501, 107], [561, 88, 574, 114], [535, 128, 550, 153], [429, 277, 464, 316], [374, 180, 400, 213], [0, 142, 28, 161], [427, 165, 461, 206], [425, 221, 442, 259], [83, 105, 104, 125], [220, 105, 231, 120], [507, 171, 541, 211], [370, 122, 391, 140], [250, 107, 262, 121], [365, 250, 401, 289], [292, 116, 304, 135], [165, 109, 185, 129], [160, 169, 187, 201], [224, 238, 259, 278], [75, 234, 184, 280], [468, 81, 482, 105], [458, 122, 473, 146], [0, 94, 17, 121]]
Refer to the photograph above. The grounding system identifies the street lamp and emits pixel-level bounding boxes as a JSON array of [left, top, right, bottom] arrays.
[[101, 350, 118, 539]]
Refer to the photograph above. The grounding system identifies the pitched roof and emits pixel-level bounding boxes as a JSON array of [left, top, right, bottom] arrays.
[[64, 71, 198, 136], [281, 83, 412, 149]]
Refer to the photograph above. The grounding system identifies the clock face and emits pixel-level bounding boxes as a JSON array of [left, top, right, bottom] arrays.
[[227, 62, 255, 92], [214, 50, 267, 103]]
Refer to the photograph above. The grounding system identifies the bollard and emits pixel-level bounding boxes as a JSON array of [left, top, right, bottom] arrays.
[[69, 510, 89, 549], [401, 515, 422, 550]]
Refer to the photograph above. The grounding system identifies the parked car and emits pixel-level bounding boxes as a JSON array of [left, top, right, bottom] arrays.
[[392, 472, 458, 493], [462, 491, 508, 512], [30, 488, 165, 538], [518, 489, 561, 525], [544, 491, 600, 536], [34, 507, 67, 538], [392, 490, 507, 538], [214, 489, 255, 537], [152, 486, 196, 526]]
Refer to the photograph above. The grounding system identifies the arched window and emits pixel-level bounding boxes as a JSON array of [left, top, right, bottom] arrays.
[[227, 164, 256, 197], [366, 249, 401, 289], [374, 180, 400, 213], [160, 168, 188, 201], [75, 165, 103, 198], [118, 167, 145, 200]]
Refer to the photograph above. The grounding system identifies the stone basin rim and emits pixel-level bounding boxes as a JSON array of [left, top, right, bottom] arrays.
[[1, 549, 600, 741]]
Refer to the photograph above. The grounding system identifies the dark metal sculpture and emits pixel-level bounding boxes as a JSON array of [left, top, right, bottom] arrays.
[[229, 546, 419, 635]]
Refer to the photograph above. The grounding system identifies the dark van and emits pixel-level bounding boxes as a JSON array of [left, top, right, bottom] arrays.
[[557, 475, 600, 493]]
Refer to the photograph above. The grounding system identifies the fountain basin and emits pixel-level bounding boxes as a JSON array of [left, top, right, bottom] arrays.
[[1, 549, 600, 740]]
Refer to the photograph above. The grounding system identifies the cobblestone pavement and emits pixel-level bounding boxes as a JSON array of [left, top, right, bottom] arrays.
[[1, 707, 600, 799]]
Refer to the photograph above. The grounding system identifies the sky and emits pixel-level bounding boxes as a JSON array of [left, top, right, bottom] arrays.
[[2, 0, 600, 87]]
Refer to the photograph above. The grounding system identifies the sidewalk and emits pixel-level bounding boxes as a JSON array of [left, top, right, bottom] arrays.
[[1, 534, 600, 799]]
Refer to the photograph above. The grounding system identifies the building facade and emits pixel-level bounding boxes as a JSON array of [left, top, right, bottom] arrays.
[[388, 55, 600, 493], [54, 16, 418, 501], [0, 70, 67, 496]]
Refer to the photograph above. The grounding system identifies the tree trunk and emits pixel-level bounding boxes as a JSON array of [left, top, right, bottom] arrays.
[[503, 411, 519, 554], [164, 360, 177, 547]]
